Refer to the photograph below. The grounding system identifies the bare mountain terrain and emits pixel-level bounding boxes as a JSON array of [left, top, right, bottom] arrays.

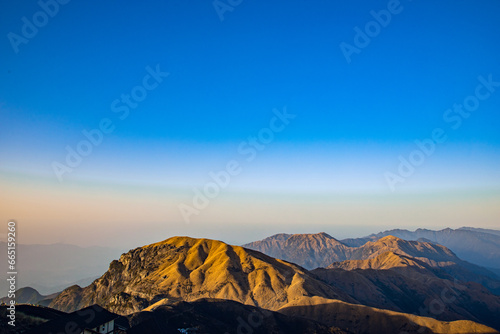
[[47, 236, 499, 334]]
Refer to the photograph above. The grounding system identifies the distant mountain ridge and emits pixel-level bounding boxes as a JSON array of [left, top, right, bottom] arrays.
[[244, 232, 493, 268], [458, 227, 500, 236], [340, 227, 500, 270], [0, 287, 59, 306], [244, 228, 500, 271], [244, 233, 500, 295]]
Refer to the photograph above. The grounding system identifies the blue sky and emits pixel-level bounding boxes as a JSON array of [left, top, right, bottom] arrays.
[[0, 0, 499, 247]]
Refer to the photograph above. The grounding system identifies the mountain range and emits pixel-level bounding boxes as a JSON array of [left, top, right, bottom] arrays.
[[43, 234, 499, 333], [7, 227, 500, 333], [244, 228, 500, 277], [243, 231, 499, 278], [340, 227, 500, 273], [245, 233, 500, 329]]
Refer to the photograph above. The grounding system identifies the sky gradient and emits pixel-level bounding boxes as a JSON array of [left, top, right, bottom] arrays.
[[1, 0, 499, 248]]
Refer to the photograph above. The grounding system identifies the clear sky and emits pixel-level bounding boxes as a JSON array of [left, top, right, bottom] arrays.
[[1, 0, 499, 248]]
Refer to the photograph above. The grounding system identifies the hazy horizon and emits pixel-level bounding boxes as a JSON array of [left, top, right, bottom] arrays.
[[1, 223, 499, 250]]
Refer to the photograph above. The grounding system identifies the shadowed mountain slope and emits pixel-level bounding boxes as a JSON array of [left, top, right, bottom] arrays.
[[279, 296, 498, 334], [126, 298, 347, 334], [313, 251, 500, 330]]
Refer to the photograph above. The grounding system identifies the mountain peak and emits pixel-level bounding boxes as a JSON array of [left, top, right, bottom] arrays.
[[377, 235, 402, 242], [148, 235, 212, 246], [244, 232, 351, 269], [287, 232, 337, 242], [316, 232, 334, 238]]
